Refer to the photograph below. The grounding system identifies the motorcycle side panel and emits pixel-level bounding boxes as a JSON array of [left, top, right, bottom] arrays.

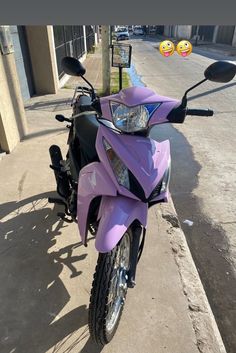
[[77, 162, 117, 244], [95, 195, 148, 253]]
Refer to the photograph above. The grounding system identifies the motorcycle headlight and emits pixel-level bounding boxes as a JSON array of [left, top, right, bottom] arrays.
[[110, 102, 150, 133], [103, 139, 130, 189]]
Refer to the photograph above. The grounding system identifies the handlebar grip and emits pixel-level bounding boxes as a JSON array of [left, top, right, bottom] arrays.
[[186, 109, 214, 117]]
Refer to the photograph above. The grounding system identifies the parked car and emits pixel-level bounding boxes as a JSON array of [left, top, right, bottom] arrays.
[[149, 26, 157, 34], [128, 25, 133, 34], [115, 27, 129, 41], [133, 26, 144, 35]]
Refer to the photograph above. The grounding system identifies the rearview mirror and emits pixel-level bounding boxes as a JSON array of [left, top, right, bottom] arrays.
[[61, 56, 86, 76], [204, 61, 236, 83]]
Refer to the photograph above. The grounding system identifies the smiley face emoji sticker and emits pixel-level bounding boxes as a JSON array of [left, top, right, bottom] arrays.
[[176, 40, 192, 57], [159, 40, 175, 57]]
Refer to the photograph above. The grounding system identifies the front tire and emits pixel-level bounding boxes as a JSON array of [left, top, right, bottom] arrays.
[[88, 230, 132, 345]]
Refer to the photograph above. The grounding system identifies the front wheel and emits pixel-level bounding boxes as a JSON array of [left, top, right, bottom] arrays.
[[88, 230, 132, 345]]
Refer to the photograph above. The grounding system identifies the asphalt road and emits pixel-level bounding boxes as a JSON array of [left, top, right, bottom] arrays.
[[126, 36, 236, 353]]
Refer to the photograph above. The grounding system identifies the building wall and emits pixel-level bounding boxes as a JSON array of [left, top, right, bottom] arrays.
[[216, 25, 236, 45], [164, 26, 171, 37], [163, 25, 192, 39], [53, 25, 98, 87], [0, 50, 27, 152], [164, 25, 236, 46], [175, 25, 192, 39], [25, 26, 59, 95], [0, 25, 98, 153]]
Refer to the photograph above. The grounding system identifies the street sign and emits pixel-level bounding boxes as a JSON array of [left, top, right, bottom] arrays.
[[111, 43, 132, 91], [111, 43, 132, 68]]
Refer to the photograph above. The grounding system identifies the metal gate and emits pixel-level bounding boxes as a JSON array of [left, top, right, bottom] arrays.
[[199, 26, 215, 41], [216, 26, 235, 45], [192, 26, 215, 42], [53, 26, 85, 79], [85, 25, 95, 53], [10, 26, 35, 101]]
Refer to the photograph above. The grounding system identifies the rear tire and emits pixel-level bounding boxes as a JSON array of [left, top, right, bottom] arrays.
[[88, 230, 132, 345]]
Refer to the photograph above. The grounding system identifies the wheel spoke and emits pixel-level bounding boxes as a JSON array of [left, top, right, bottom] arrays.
[[105, 233, 131, 333], [89, 230, 132, 344]]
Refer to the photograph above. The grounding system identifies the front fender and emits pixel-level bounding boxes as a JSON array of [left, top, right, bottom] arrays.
[[95, 196, 148, 253], [77, 162, 117, 244]]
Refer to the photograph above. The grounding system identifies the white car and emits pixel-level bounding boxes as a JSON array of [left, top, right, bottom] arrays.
[[115, 27, 129, 41], [133, 26, 144, 35]]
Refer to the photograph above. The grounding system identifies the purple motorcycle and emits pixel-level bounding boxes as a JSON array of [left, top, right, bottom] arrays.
[[49, 58, 235, 345]]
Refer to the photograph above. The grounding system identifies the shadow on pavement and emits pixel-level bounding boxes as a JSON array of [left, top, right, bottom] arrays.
[[25, 98, 72, 112], [0, 192, 90, 353], [188, 81, 236, 101], [23, 127, 67, 141]]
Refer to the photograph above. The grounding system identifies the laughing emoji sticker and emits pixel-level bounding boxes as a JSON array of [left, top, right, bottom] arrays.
[[159, 40, 175, 57], [176, 40, 192, 57]]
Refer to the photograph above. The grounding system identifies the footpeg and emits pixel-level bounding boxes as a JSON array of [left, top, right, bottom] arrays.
[[55, 114, 71, 123], [57, 212, 74, 223]]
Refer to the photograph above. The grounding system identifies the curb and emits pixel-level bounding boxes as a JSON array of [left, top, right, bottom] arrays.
[[156, 199, 227, 353]]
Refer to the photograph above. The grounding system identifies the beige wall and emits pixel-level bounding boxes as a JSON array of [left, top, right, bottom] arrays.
[[164, 25, 192, 39], [175, 25, 192, 39], [25, 26, 59, 95], [0, 52, 27, 153]]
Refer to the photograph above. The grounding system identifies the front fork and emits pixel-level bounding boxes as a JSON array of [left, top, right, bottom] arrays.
[[127, 223, 146, 288]]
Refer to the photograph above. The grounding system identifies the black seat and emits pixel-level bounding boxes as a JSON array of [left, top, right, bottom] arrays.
[[73, 112, 99, 168], [76, 94, 92, 111]]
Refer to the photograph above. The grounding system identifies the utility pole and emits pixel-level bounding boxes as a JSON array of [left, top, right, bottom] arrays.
[[101, 25, 110, 95]]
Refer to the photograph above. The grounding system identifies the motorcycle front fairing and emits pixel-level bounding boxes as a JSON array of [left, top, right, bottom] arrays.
[[100, 86, 180, 126], [77, 123, 171, 252]]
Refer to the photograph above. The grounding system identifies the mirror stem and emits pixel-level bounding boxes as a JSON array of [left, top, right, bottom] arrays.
[[81, 75, 96, 100], [181, 78, 208, 106]]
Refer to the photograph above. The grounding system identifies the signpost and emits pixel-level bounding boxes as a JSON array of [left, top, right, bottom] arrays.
[[111, 43, 132, 91]]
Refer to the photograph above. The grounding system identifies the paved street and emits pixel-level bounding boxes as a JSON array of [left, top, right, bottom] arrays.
[[127, 36, 236, 352]]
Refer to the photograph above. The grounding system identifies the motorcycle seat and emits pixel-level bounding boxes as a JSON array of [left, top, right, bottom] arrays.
[[76, 94, 92, 111]]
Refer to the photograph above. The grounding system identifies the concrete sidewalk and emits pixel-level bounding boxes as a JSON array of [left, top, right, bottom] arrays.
[[65, 50, 103, 91], [0, 53, 226, 353]]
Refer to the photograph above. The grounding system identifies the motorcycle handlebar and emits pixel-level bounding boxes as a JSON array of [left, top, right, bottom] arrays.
[[186, 108, 214, 117], [75, 98, 102, 115]]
